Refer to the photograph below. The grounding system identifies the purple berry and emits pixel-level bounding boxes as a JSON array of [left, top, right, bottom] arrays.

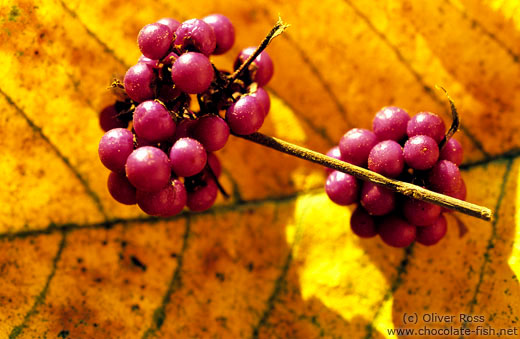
[[161, 51, 179, 65], [249, 87, 270, 117], [360, 182, 396, 216], [367, 140, 404, 178], [440, 138, 463, 166], [202, 14, 235, 55], [226, 95, 264, 135], [169, 137, 207, 177], [156, 17, 181, 34], [350, 206, 377, 238], [137, 179, 187, 216], [324, 146, 344, 175], [416, 215, 447, 246], [171, 52, 214, 94], [133, 100, 176, 143], [125, 146, 171, 192], [135, 134, 156, 148], [442, 178, 467, 213], [339, 128, 378, 166], [445, 178, 467, 201], [454, 178, 467, 200], [174, 118, 197, 140], [174, 19, 216, 56], [124, 63, 155, 103], [407, 112, 446, 143], [157, 83, 181, 102], [234, 47, 274, 86], [138, 55, 159, 68], [403, 198, 442, 226], [207, 152, 222, 178], [403, 135, 439, 170], [378, 216, 417, 248], [372, 106, 410, 141], [137, 23, 173, 60], [98, 128, 134, 173], [428, 160, 462, 194], [325, 171, 360, 206], [192, 115, 230, 152], [107, 172, 137, 205], [187, 178, 218, 212], [99, 104, 128, 132]]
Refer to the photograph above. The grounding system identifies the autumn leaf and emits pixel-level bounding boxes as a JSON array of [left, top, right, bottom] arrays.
[[1, 0, 519, 338]]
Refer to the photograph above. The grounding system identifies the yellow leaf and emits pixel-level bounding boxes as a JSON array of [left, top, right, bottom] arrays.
[[1, 0, 519, 338]]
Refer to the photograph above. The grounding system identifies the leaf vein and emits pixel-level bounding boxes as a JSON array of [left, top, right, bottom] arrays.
[[0, 87, 107, 219], [8, 231, 68, 339], [342, 0, 489, 158], [460, 158, 513, 337], [141, 217, 191, 338]]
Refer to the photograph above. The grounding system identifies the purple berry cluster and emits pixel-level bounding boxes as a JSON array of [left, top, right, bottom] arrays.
[[98, 14, 274, 216], [324, 107, 465, 247]]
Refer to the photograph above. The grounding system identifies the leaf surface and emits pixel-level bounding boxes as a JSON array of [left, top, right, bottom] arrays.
[[1, 0, 519, 338]]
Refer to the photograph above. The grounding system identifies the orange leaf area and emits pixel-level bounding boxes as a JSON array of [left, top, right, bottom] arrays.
[[1, 0, 520, 338]]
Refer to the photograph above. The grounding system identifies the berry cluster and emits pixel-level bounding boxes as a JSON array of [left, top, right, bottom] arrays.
[[324, 107, 465, 247], [98, 14, 273, 216]]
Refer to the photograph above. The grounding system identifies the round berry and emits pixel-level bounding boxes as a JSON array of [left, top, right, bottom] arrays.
[[403, 198, 442, 226], [372, 106, 410, 141], [156, 17, 181, 34], [234, 47, 274, 86], [174, 19, 216, 55], [368, 140, 404, 178], [192, 115, 230, 152], [428, 160, 462, 194], [445, 178, 467, 201], [207, 152, 222, 178], [360, 182, 395, 216], [325, 171, 359, 206], [107, 172, 137, 205], [124, 63, 155, 103], [403, 135, 439, 170], [137, 23, 173, 60], [169, 137, 207, 177], [137, 179, 187, 217], [187, 178, 218, 212], [171, 52, 214, 94], [378, 216, 417, 248], [350, 206, 377, 238], [98, 128, 134, 173], [133, 100, 176, 143], [161, 51, 179, 65], [138, 55, 159, 69], [416, 215, 447, 246], [174, 118, 197, 140], [157, 83, 181, 103], [440, 138, 463, 166], [407, 112, 446, 143], [226, 95, 264, 135], [126, 146, 171, 192], [324, 146, 344, 175], [202, 14, 235, 55], [339, 128, 378, 166], [249, 87, 270, 117], [99, 104, 128, 132]]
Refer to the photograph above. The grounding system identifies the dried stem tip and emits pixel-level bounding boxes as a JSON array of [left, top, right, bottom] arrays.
[[228, 16, 290, 83]]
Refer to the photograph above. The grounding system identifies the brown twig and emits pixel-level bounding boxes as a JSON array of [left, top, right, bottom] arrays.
[[235, 132, 493, 222], [227, 17, 289, 83], [438, 86, 460, 150]]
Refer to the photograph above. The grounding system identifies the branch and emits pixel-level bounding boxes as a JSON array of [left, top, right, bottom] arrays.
[[235, 132, 493, 222], [227, 17, 289, 83], [438, 86, 460, 150]]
